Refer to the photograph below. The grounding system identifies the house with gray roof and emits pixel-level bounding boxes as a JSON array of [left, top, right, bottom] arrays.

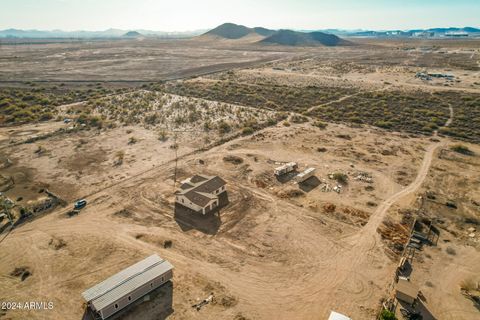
[[175, 175, 227, 214]]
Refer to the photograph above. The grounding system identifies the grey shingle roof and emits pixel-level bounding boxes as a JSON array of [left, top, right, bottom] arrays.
[[82, 254, 173, 311], [176, 175, 227, 208]]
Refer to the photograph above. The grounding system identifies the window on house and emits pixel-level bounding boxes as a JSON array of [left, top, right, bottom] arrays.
[[114, 304, 118, 309], [128, 296, 131, 301], [150, 282, 153, 287]]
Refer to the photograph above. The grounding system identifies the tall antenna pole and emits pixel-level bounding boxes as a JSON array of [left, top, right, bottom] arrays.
[[173, 133, 178, 192]]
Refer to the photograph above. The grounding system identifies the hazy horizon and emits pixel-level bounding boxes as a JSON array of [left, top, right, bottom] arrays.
[[1, 0, 479, 32]]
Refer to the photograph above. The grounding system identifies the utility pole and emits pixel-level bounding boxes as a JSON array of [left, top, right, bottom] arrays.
[[163, 128, 205, 192], [0, 193, 15, 227]]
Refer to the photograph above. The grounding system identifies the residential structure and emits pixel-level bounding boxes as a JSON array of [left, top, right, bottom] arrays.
[[175, 175, 227, 214], [294, 167, 316, 183], [82, 254, 173, 320], [274, 162, 298, 176]]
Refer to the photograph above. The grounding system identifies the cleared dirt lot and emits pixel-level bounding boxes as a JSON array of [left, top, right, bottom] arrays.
[[0, 38, 479, 320], [0, 119, 439, 320], [0, 39, 292, 81]]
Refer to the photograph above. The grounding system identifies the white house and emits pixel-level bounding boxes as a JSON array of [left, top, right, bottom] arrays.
[[175, 175, 227, 214]]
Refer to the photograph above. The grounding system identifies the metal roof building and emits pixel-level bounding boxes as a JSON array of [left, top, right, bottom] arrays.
[[82, 254, 173, 319], [328, 311, 352, 320]]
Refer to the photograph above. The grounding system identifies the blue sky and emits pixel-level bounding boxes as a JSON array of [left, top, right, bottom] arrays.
[[1, 0, 479, 31]]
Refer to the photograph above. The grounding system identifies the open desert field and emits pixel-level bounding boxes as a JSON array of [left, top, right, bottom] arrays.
[[1, 36, 479, 320]]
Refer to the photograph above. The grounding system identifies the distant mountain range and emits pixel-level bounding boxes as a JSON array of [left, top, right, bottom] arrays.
[[0, 25, 478, 40], [0, 28, 205, 39], [202, 23, 350, 46], [315, 27, 480, 37]]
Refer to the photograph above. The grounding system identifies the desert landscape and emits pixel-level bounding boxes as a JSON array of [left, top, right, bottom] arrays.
[[1, 21, 480, 320]]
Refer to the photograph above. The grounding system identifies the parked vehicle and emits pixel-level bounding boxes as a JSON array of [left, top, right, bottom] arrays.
[[74, 199, 87, 210]]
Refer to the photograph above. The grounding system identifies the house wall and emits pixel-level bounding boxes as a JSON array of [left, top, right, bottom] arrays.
[[99, 269, 173, 319], [176, 186, 226, 214], [175, 195, 203, 212]]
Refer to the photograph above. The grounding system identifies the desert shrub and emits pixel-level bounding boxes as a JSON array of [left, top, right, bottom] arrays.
[[333, 172, 348, 184], [283, 121, 290, 127], [312, 121, 327, 129], [450, 144, 474, 156], [144, 113, 159, 125], [242, 127, 254, 135], [291, 114, 308, 123], [158, 130, 169, 141], [164, 81, 354, 113], [218, 120, 232, 134], [380, 309, 397, 320]]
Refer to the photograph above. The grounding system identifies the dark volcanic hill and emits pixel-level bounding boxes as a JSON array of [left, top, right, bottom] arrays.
[[203, 23, 258, 39], [260, 29, 349, 46], [123, 31, 142, 37], [202, 23, 277, 40], [201, 23, 350, 46], [252, 27, 276, 37]]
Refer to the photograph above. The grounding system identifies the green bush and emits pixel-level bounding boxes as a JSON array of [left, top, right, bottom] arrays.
[[333, 172, 348, 184], [312, 121, 327, 129], [242, 127, 254, 135], [380, 309, 396, 320], [218, 120, 232, 134]]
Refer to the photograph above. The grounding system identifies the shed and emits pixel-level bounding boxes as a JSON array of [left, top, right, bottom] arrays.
[[295, 167, 316, 183], [82, 254, 173, 320], [395, 278, 418, 305], [328, 311, 352, 320]]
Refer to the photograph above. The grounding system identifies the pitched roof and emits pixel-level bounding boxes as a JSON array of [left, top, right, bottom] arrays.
[[82, 254, 173, 311], [176, 175, 227, 208], [193, 176, 227, 194]]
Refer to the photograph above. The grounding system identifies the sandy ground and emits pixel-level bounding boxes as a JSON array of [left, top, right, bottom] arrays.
[[0, 119, 445, 320], [0, 38, 479, 320]]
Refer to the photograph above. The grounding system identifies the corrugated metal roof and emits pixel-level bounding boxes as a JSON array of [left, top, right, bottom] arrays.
[[82, 254, 173, 311], [328, 311, 351, 320]]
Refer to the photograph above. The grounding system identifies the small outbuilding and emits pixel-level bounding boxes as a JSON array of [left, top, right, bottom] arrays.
[[82, 254, 173, 320], [395, 278, 419, 305], [294, 167, 316, 183], [328, 311, 352, 320], [274, 162, 298, 176]]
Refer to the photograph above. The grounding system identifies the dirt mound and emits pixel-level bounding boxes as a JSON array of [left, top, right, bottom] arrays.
[[48, 237, 67, 250], [276, 188, 304, 198], [223, 155, 244, 164]]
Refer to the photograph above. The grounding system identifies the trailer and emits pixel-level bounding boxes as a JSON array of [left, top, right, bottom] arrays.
[[295, 167, 316, 183], [274, 162, 298, 176]]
